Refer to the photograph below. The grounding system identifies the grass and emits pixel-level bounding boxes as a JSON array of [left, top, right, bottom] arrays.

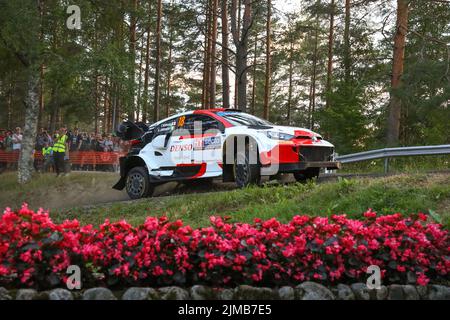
[[339, 155, 450, 174], [49, 172, 450, 229], [1, 170, 449, 229]]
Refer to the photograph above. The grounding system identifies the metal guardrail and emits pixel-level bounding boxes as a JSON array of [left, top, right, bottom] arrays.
[[335, 144, 450, 173]]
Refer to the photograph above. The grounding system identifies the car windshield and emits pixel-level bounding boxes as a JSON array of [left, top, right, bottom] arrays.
[[217, 112, 273, 126]]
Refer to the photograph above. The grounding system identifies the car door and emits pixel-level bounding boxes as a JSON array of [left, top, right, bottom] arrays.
[[147, 117, 180, 177], [190, 115, 224, 176]]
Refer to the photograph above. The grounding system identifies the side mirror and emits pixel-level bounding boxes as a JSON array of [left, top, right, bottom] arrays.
[[151, 135, 167, 150]]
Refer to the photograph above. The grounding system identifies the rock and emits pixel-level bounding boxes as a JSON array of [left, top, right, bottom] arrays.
[[428, 285, 450, 300], [375, 286, 388, 300], [350, 283, 370, 300], [388, 285, 404, 300], [190, 285, 217, 300], [35, 291, 50, 300], [403, 285, 420, 300], [296, 282, 335, 300], [335, 284, 355, 300], [48, 288, 74, 301], [218, 289, 234, 300], [16, 289, 38, 300], [416, 286, 428, 300], [159, 287, 189, 300], [234, 285, 278, 300], [82, 287, 117, 300], [0, 287, 12, 300], [278, 287, 295, 300], [122, 287, 159, 300]]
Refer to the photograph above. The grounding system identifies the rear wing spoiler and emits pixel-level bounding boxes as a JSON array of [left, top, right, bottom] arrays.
[[115, 121, 150, 141]]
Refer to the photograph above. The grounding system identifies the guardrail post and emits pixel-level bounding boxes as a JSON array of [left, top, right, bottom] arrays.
[[384, 157, 389, 174]]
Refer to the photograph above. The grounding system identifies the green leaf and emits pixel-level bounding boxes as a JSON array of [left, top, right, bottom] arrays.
[[428, 209, 442, 224]]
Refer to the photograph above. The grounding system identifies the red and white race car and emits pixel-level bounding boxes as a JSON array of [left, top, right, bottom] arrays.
[[114, 109, 340, 199]]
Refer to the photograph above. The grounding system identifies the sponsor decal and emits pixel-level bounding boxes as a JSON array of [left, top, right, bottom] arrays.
[[193, 136, 221, 150], [178, 115, 186, 127], [170, 144, 193, 152]]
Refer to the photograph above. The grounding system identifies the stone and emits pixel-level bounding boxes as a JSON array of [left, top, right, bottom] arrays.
[[375, 286, 388, 300], [190, 285, 217, 300], [82, 287, 117, 300], [218, 289, 234, 300], [350, 283, 370, 300], [335, 284, 355, 300], [296, 282, 335, 300], [16, 289, 38, 300], [428, 285, 450, 300], [48, 288, 74, 300], [122, 287, 159, 300], [403, 285, 420, 300], [278, 286, 295, 300], [0, 287, 12, 300], [159, 287, 189, 300], [234, 285, 278, 300], [388, 285, 404, 300], [416, 286, 428, 300]]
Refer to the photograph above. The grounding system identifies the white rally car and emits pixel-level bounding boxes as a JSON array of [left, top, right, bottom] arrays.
[[114, 109, 340, 199]]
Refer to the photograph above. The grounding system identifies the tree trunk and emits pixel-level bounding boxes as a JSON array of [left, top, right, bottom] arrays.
[[166, 1, 174, 118], [308, 9, 320, 130], [343, 0, 351, 84], [38, 64, 44, 129], [104, 77, 110, 133], [136, 35, 144, 122], [94, 74, 99, 134], [251, 35, 257, 115], [128, 0, 138, 122], [326, 0, 335, 109], [386, 0, 409, 146], [221, 0, 230, 109], [287, 36, 294, 125], [142, 5, 151, 123], [7, 79, 14, 129], [209, 0, 218, 108], [203, 2, 212, 109], [263, 0, 271, 120], [18, 69, 40, 184], [231, 0, 252, 112], [37, 0, 45, 129], [153, 0, 162, 122]]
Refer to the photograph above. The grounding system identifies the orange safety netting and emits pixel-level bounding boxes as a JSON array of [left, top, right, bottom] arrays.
[[0, 150, 126, 165]]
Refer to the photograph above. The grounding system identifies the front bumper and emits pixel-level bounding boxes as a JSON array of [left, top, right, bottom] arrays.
[[275, 161, 341, 173]]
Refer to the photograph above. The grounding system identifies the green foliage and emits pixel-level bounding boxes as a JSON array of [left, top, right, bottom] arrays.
[[0, 0, 449, 150]]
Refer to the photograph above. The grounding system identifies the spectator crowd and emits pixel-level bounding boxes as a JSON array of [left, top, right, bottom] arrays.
[[0, 127, 129, 174]]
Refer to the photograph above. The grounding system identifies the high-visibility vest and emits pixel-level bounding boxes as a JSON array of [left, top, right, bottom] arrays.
[[53, 134, 68, 153], [42, 146, 53, 156]]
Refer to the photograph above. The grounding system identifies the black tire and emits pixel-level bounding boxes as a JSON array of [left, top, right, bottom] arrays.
[[294, 168, 320, 183], [234, 143, 261, 188], [125, 166, 154, 199]]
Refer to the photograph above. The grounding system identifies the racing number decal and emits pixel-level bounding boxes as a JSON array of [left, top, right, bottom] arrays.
[[178, 115, 186, 127]]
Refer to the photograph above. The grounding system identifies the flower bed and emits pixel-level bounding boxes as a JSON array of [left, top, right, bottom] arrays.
[[0, 204, 448, 289]]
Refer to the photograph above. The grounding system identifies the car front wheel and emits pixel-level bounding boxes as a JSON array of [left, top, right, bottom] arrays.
[[126, 166, 154, 199], [234, 144, 261, 188]]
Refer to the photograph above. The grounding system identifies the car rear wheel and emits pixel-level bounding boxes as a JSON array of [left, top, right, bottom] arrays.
[[294, 168, 320, 183], [234, 144, 261, 188], [126, 166, 154, 199]]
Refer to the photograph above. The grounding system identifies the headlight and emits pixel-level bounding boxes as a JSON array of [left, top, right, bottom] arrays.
[[265, 131, 294, 141]]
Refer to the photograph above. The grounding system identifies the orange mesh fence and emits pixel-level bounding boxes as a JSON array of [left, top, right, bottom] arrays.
[[0, 150, 126, 165]]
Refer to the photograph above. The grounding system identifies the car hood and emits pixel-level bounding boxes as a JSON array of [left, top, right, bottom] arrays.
[[257, 125, 322, 139]]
